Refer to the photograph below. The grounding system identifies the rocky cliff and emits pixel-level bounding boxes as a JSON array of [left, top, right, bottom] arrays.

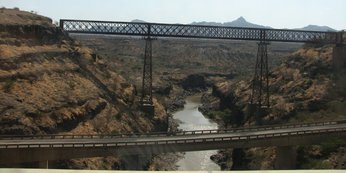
[[202, 45, 346, 169], [0, 8, 167, 169]]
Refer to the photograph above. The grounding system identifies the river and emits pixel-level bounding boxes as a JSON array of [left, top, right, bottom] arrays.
[[173, 94, 221, 171]]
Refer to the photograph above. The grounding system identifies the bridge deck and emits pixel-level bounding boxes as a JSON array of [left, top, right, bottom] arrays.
[[1, 121, 346, 148], [1, 121, 346, 164]]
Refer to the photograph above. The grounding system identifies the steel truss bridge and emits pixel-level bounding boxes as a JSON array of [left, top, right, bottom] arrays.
[[60, 19, 345, 113], [60, 19, 342, 43]]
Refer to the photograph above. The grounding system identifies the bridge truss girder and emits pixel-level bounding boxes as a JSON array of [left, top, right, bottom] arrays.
[[60, 19, 342, 44]]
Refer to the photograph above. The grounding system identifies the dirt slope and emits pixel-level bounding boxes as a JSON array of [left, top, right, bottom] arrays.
[[0, 8, 167, 169]]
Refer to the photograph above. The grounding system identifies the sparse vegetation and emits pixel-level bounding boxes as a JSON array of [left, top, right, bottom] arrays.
[[0, 8, 168, 170], [1, 7, 344, 170], [2, 79, 16, 93], [200, 44, 346, 169], [296, 138, 346, 169], [207, 109, 238, 126], [289, 100, 346, 123], [72, 34, 300, 91], [320, 138, 346, 155]]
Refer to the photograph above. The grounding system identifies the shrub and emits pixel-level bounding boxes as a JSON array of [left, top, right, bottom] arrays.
[[294, 101, 305, 110], [320, 137, 346, 155], [207, 109, 234, 124], [307, 99, 327, 112], [3, 79, 15, 93]]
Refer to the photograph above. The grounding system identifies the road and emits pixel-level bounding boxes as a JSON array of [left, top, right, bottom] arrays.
[[1, 122, 346, 148]]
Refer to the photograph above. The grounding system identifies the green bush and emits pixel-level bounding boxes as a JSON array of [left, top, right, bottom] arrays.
[[3, 79, 15, 93], [320, 137, 346, 155], [207, 109, 233, 124], [307, 99, 327, 112]]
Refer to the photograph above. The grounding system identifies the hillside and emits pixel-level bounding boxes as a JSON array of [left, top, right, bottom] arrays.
[[72, 34, 300, 110], [131, 17, 337, 31], [0, 7, 53, 26], [201, 45, 346, 169], [298, 25, 337, 32], [0, 8, 167, 169]]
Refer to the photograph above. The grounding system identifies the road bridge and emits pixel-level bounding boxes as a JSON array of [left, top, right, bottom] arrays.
[[60, 20, 345, 114], [1, 120, 346, 165]]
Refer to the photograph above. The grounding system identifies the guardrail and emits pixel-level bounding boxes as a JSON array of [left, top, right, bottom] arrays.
[[0, 120, 345, 140], [1, 126, 345, 149]]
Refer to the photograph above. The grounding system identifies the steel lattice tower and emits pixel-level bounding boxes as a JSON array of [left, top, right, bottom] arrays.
[[141, 36, 153, 107], [250, 41, 270, 111]]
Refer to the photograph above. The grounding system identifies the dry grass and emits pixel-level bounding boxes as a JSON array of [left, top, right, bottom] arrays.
[[0, 8, 53, 26], [0, 45, 68, 59]]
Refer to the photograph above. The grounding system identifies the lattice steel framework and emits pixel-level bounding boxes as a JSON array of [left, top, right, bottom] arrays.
[[250, 41, 270, 109], [60, 19, 344, 110], [141, 36, 153, 106], [60, 19, 342, 44]]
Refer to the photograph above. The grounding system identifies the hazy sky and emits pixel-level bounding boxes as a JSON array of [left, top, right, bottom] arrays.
[[1, 0, 345, 30]]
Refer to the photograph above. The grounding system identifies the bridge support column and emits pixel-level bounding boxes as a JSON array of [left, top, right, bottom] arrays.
[[141, 35, 154, 116], [122, 155, 150, 170], [37, 160, 49, 169], [332, 44, 346, 73], [331, 43, 346, 100], [248, 39, 270, 123], [274, 146, 296, 169]]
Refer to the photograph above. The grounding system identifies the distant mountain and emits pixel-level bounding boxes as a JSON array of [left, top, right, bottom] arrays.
[[296, 25, 337, 32], [131, 18, 338, 31], [191, 17, 271, 28], [131, 19, 147, 23]]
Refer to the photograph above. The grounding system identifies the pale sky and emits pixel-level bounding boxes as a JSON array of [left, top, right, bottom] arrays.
[[1, 0, 345, 30]]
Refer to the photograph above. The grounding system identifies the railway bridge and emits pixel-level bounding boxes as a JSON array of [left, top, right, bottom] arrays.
[[60, 19, 345, 115], [37, 20, 346, 169]]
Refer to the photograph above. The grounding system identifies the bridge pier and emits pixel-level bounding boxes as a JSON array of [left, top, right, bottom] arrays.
[[332, 44, 346, 73], [141, 36, 153, 106], [140, 35, 155, 116], [274, 146, 296, 169], [331, 43, 346, 99], [37, 160, 49, 169], [122, 155, 150, 170], [248, 39, 270, 123]]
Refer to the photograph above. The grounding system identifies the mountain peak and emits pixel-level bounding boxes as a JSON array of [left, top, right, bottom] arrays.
[[223, 17, 270, 29], [235, 16, 246, 22]]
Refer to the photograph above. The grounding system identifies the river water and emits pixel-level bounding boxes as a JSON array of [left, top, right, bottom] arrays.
[[173, 94, 221, 171]]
